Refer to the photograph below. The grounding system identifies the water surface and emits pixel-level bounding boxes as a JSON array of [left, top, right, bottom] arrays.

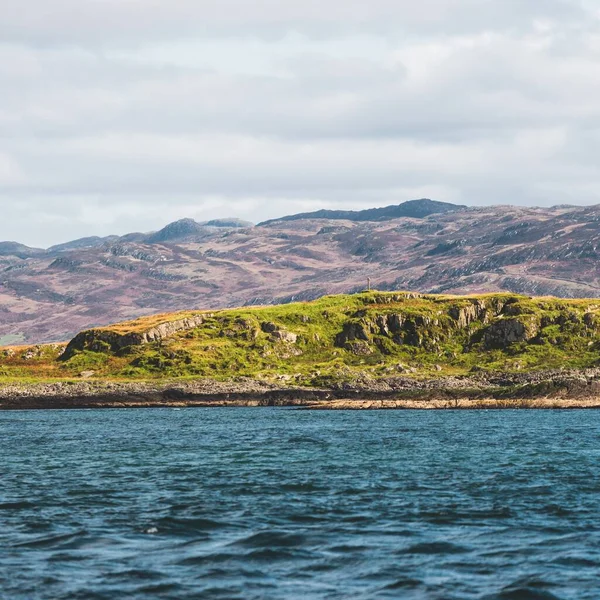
[[1, 409, 599, 599]]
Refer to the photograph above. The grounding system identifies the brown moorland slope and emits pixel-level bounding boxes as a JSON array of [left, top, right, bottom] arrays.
[[2, 200, 600, 344]]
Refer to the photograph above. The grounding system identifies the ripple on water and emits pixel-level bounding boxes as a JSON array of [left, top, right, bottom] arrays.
[[2, 408, 600, 600], [400, 541, 471, 555], [13, 530, 88, 549], [229, 530, 309, 549]]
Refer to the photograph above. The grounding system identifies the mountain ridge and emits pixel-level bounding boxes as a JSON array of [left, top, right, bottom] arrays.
[[2, 199, 600, 345], [258, 198, 463, 226]]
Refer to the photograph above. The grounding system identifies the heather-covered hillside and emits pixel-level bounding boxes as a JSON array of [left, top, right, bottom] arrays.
[[3, 200, 600, 344]]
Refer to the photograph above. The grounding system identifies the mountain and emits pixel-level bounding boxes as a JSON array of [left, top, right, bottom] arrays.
[[146, 218, 211, 243], [146, 217, 253, 243], [0, 242, 45, 259], [48, 236, 120, 253], [3, 199, 600, 344], [258, 199, 462, 225]]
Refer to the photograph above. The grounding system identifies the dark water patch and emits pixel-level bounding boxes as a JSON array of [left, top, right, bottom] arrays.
[[153, 516, 229, 536], [177, 552, 238, 566], [327, 543, 371, 553], [244, 547, 314, 561], [279, 482, 327, 493], [230, 530, 308, 548], [554, 555, 599, 567], [400, 541, 471, 555], [482, 578, 564, 600], [2, 408, 600, 599], [285, 434, 330, 447], [13, 530, 87, 549], [105, 569, 165, 581], [483, 589, 562, 600], [382, 576, 424, 590], [137, 582, 184, 594], [0, 500, 34, 510]]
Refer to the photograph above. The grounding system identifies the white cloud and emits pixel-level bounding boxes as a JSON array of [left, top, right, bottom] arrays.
[[1, 0, 600, 246]]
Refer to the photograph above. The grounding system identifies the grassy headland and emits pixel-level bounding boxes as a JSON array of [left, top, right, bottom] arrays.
[[3, 292, 600, 408]]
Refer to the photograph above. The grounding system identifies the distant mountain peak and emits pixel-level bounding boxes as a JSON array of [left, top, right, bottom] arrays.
[[258, 199, 464, 226], [0, 241, 45, 259], [146, 217, 254, 244], [146, 219, 206, 243], [48, 236, 119, 254]]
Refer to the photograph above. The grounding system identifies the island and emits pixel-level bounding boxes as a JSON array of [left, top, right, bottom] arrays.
[[2, 291, 600, 410]]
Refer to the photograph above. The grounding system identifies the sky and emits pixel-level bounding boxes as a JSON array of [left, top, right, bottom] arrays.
[[2, 0, 600, 247]]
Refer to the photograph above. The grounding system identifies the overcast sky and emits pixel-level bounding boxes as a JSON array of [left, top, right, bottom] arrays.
[[2, 0, 600, 246]]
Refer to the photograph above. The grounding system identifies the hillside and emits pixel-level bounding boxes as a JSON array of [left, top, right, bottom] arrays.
[[4, 200, 600, 344], [257, 198, 463, 225], [2, 291, 600, 383]]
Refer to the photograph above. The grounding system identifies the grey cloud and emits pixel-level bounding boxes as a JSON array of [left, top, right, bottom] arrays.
[[1, 0, 600, 246], [1, 0, 587, 45]]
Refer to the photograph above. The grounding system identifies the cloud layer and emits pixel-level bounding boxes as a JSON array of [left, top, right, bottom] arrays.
[[2, 0, 600, 246]]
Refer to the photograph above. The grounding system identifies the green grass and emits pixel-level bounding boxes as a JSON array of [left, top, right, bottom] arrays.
[[2, 291, 600, 385]]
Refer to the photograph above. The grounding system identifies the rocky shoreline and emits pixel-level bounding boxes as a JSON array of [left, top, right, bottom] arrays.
[[3, 370, 600, 410]]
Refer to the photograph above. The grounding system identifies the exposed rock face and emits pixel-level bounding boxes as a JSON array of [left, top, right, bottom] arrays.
[[336, 313, 440, 349], [141, 316, 211, 343], [483, 317, 539, 349], [448, 297, 513, 328], [272, 330, 298, 343], [261, 322, 279, 334], [584, 312, 598, 328], [336, 321, 370, 345], [62, 314, 212, 359], [261, 322, 298, 343], [449, 301, 489, 328], [6, 369, 600, 410], [344, 341, 373, 355]]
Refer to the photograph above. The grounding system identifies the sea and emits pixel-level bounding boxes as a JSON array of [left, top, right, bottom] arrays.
[[1, 408, 599, 599]]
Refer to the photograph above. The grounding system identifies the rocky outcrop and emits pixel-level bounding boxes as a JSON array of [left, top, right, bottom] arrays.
[[261, 322, 298, 343], [482, 317, 539, 349], [62, 314, 212, 359], [448, 297, 512, 328], [4, 369, 600, 410], [344, 341, 373, 355], [336, 313, 441, 349], [449, 301, 489, 328], [142, 315, 213, 343], [336, 321, 370, 345]]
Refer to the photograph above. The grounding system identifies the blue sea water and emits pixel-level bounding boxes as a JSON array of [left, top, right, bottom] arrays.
[[1, 408, 599, 599]]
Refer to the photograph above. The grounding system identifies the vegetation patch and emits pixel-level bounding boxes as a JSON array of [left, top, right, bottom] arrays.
[[2, 291, 600, 385]]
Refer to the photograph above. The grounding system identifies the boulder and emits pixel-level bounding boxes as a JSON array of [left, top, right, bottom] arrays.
[[261, 321, 298, 344], [336, 321, 370, 346], [261, 322, 279, 334], [344, 341, 373, 356], [272, 330, 298, 344], [483, 317, 539, 349]]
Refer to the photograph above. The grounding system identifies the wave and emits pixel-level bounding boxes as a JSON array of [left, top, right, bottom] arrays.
[[230, 530, 307, 549], [0, 501, 34, 510], [400, 541, 470, 555], [13, 530, 87, 549]]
